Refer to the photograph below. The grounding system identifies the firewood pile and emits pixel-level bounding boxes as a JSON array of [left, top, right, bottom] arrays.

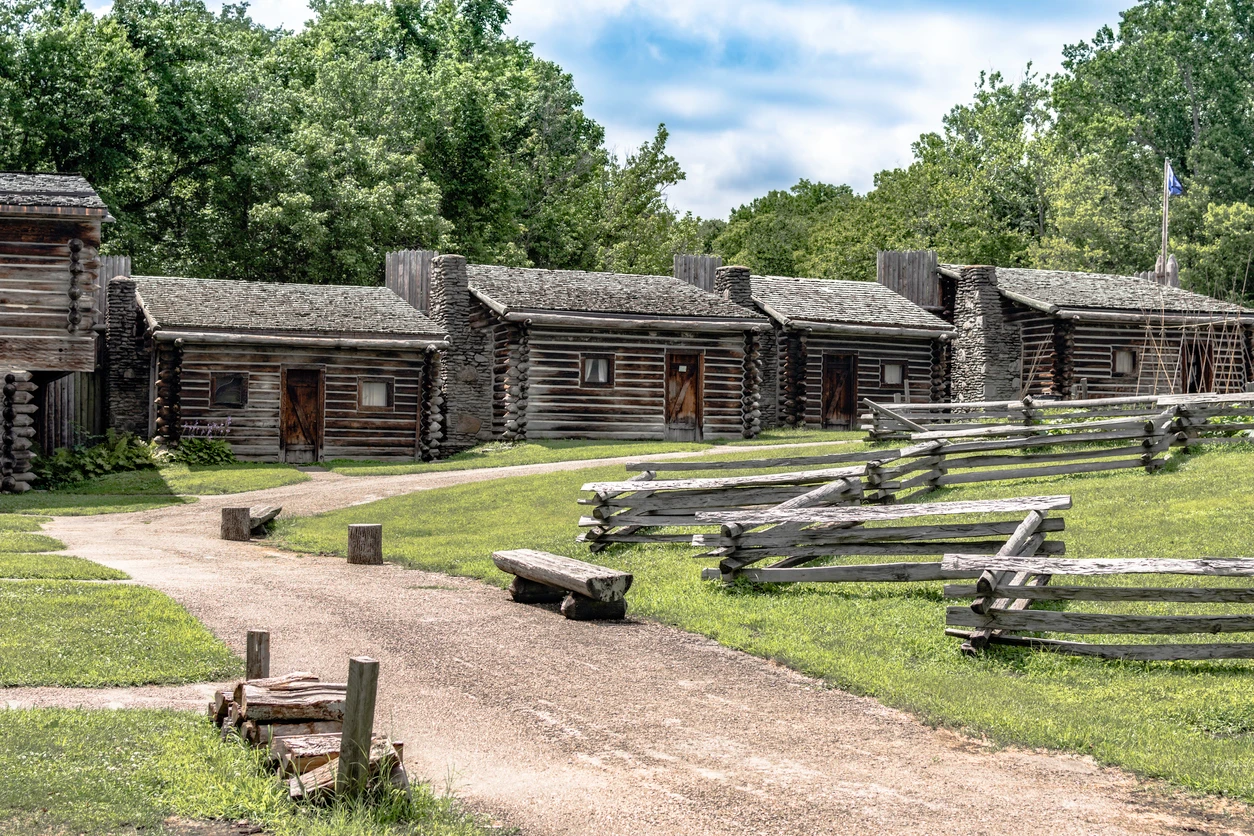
[[209, 669, 407, 800]]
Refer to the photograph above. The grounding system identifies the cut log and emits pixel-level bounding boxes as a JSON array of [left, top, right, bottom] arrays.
[[493, 549, 632, 603], [347, 524, 383, 565], [232, 671, 319, 706], [508, 576, 566, 604], [238, 683, 347, 723], [221, 507, 251, 541], [941, 555, 1254, 577], [277, 732, 390, 776], [289, 740, 403, 800], [560, 593, 628, 621], [261, 721, 345, 757]]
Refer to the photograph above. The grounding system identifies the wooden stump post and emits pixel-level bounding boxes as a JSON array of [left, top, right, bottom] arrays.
[[246, 630, 270, 680], [221, 507, 252, 541], [347, 525, 383, 565], [338, 656, 379, 795]]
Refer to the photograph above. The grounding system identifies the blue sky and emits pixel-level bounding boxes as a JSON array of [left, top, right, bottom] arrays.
[[89, 0, 1131, 218]]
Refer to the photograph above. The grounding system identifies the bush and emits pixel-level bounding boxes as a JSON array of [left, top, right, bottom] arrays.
[[168, 438, 236, 466], [33, 431, 156, 489]]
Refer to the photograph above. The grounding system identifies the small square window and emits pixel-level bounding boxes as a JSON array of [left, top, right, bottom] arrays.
[[359, 378, 394, 410], [581, 354, 615, 387], [210, 373, 248, 408], [1113, 349, 1137, 377], [882, 362, 905, 386]]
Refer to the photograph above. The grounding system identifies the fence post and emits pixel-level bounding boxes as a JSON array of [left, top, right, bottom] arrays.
[[246, 630, 270, 680], [221, 507, 251, 541], [338, 656, 380, 795]]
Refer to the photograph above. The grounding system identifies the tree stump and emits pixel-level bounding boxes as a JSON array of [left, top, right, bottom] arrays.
[[509, 576, 566, 604], [347, 524, 383, 565], [222, 507, 252, 541], [560, 593, 627, 621]]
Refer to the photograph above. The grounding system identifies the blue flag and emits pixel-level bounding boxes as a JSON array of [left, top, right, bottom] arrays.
[[1167, 161, 1184, 196]]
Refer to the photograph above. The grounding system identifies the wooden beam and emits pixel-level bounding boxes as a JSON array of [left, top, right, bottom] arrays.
[[942, 555, 1254, 576], [948, 608, 1254, 635], [697, 495, 1072, 526]]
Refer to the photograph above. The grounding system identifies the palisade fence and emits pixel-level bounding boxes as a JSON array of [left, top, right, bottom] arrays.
[[577, 392, 1254, 555]]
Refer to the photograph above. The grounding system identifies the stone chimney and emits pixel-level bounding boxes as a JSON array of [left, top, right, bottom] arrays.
[[428, 254, 492, 452], [714, 265, 753, 307], [105, 277, 152, 436], [951, 265, 1021, 402]]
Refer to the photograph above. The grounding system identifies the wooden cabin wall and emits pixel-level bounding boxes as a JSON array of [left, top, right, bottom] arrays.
[[797, 333, 935, 427], [1017, 312, 1057, 398], [37, 371, 106, 450], [0, 216, 101, 372], [521, 326, 747, 440], [175, 342, 428, 461]]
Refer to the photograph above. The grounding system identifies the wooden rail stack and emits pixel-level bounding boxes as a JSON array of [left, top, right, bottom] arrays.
[[695, 495, 1069, 586], [943, 555, 1254, 661]]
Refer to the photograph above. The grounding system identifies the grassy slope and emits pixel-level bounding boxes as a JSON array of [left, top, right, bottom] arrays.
[[276, 448, 1254, 799], [724, 427, 865, 446], [327, 438, 712, 476], [0, 581, 240, 686], [0, 708, 489, 836], [0, 462, 309, 516], [0, 553, 129, 580]]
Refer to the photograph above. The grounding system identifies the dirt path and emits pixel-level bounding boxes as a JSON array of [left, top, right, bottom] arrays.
[[25, 457, 1254, 835]]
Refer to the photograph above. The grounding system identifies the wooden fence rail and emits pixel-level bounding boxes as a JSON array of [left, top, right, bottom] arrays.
[[942, 554, 1254, 661]]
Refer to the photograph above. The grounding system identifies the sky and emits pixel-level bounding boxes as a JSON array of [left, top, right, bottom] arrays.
[[90, 0, 1131, 219]]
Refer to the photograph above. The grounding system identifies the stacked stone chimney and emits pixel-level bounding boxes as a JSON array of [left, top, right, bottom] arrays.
[[106, 277, 152, 436], [714, 265, 753, 307], [951, 265, 1021, 402], [427, 254, 492, 452]]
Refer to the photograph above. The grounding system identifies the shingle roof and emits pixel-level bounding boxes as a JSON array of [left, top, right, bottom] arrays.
[[131, 276, 444, 338], [751, 275, 953, 330], [0, 172, 109, 214], [990, 266, 1251, 315], [467, 265, 763, 320]]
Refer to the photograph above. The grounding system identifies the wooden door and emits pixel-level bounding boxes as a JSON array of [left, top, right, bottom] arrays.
[[281, 368, 324, 463], [1180, 340, 1215, 394], [664, 351, 703, 441], [821, 354, 857, 429]]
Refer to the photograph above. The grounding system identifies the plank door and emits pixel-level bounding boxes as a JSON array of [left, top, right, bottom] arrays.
[[821, 354, 857, 429], [281, 367, 324, 463], [664, 351, 704, 441], [1180, 340, 1215, 394]]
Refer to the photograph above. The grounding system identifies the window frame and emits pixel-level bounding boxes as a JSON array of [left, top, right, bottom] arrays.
[[209, 372, 249, 409], [1111, 348, 1138, 378], [358, 376, 396, 412], [881, 361, 907, 388], [580, 353, 616, 389]]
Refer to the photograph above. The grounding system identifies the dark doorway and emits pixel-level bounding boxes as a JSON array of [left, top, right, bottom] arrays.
[[664, 351, 703, 441], [822, 354, 857, 429], [1180, 340, 1215, 394], [281, 367, 324, 463]]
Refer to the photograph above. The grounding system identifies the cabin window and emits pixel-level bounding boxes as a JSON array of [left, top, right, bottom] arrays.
[[581, 354, 615, 388], [1112, 349, 1137, 377], [359, 378, 394, 411], [210, 373, 248, 408], [882, 362, 905, 387]]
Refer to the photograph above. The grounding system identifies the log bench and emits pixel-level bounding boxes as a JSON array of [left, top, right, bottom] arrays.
[[492, 549, 633, 620], [221, 505, 283, 541]]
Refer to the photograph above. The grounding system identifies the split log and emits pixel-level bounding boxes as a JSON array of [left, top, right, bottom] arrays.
[[493, 549, 632, 602], [948, 607, 1254, 635], [697, 495, 1072, 527], [944, 629, 1254, 661], [238, 683, 347, 723], [945, 583, 1254, 604], [701, 563, 982, 583], [277, 732, 391, 776], [941, 555, 1254, 576], [261, 721, 345, 756], [249, 506, 282, 532], [232, 671, 319, 706], [288, 740, 404, 800]]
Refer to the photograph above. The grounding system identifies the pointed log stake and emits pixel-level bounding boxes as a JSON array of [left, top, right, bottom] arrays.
[[338, 657, 380, 795], [246, 630, 270, 680]]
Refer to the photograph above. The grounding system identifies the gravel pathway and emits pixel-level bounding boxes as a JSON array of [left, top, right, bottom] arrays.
[[18, 454, 1254, 835]]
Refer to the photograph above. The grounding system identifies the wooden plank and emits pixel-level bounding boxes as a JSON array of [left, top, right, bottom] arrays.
[[493, 549, 632, 602], [697, 495, 1072, 526], [941, 555, 1254, 576], [944, 629, 1254, 661], [948, 607, 1254, 635], [582, 466, 866, 493], [702, 563, 982, 583], [945, 583, 1254, 603]]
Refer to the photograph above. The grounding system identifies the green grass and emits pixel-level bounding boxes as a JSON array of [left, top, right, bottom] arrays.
[[0, 581, 240, 686], [0, 553, 129, 581], [0, 530, 65, 553], [0, 708, 489, 836], [0, 514, 51, 532], [276, 447, 1254, 800], [0, 462, 308, 517], [724, 427, 865, 446], [327, 438, 712, 476]]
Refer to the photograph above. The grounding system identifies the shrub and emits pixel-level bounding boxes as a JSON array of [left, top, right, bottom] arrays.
[[33, 431, 156, 489], [168, 438, 236, 466]]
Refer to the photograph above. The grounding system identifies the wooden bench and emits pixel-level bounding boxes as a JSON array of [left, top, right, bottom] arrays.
[[221, 505, 283, 541], [492, 549, 633, 620]]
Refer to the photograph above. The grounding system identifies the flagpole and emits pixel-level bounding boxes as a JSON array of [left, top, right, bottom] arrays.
[[1160, 158, 1170, 282]]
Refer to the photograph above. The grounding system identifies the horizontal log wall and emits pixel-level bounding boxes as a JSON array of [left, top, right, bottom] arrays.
[[176, 342, 427, 461], [0, 217, 102, 372], [800, 333, 936, 427], [523, 326, 749, 440]]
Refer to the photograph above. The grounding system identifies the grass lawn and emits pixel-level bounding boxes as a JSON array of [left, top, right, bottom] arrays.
[[276, 446, 1254, 800], [326, 438, 712, 476], [0, 708, 488, 836], [724, 427, 866, 446], [0, 462, 309, 516], [0, 581, 240, 686], [0, 553, 129, 580]]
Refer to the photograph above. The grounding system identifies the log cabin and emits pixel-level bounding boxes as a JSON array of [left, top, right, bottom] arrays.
[[1, 173, 112, 492], [731, 271, 955, 430], [938, 263, 1254, 401], [106, 276, 449, 462], [418, 254, 768, 448]]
